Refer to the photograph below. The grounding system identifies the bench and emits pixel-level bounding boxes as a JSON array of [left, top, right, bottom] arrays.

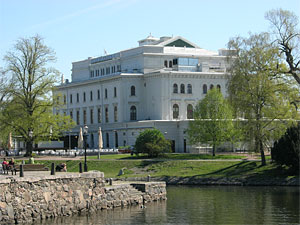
[[9, 164, 49, 175]]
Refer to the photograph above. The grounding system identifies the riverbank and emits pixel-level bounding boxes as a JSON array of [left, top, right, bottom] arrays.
[[22, 155, 299, 186]]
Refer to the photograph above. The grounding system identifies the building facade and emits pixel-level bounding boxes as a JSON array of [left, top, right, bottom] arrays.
[[55, 35, 233, 152]]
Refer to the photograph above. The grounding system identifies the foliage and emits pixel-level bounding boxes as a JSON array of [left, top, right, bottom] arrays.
[[227, 32, 300, 165], [1, 35, 75, 156], [265, 8, 300, 85], [271, 123, 300, 172], [135, 129, 171, 158], [187, 88, 235, 156]]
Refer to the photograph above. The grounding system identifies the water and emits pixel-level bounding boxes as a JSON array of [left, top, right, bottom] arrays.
[[40, 186, 299, 225]]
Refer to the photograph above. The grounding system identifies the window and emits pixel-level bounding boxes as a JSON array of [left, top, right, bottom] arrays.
[[77, 93, 79, 102], [97, 108, 101, 123], [210, 84, 214, 90], [105, 107, 109, 123], [105, 89, 108, 99], [90, 91, 93, 101], [131, 86, 136, 96], [83, 92, 86, 102], [114, 106, 118, 122], [106, 67, 110, 74], [106, 133, 109, 148], [117, 65, 121, 72], [114, 87, 117, 97], [76, 110, 80, 125], [83, 110, 87, 125], [187, 84, 192, 94], [90, 109, 93, 124], [169, 61, 173, 68], [173, 84, 178, 93], [173, 104, 179, 119], [63, 95, 66, 104], [187, 104, 193, 119], [217, 84, 221, 91], [70, 94, 73, 104], [115, 132, 118, 148], [97, 90, 100, 99], [173, 58, 178, 65], [70, 111, 73, 120], [180, 84, 185, 94], [203, 84, 207, 94], [164, 60, 168, 67], [130, 106, 137, 121]]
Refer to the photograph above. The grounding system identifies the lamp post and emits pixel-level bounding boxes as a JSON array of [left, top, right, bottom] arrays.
[[83, 125, 88, 172]]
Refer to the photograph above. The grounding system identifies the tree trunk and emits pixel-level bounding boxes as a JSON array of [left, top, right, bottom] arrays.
[[259, 139, 266, 166], [212, 144, 216, 157], [25, 140, 33, 157]]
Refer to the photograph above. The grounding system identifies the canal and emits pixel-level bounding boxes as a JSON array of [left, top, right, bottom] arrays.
[[41, 186, 299, 225]]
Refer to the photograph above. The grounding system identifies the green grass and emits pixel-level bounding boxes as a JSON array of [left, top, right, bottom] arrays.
[[87, 153, 247, 160], [32, 159, 297, 180]]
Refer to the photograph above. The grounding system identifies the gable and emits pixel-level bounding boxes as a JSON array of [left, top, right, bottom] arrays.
[[165, 39, 195, 48]]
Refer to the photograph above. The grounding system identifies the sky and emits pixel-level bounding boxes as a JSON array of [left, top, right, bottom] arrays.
[[1, 0, 299, 81]]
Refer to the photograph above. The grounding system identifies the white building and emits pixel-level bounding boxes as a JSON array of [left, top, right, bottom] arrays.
[[55, 35, 234, 152]]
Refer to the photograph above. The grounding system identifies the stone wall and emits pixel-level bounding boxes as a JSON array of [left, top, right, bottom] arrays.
[[0, 172, 166, 224]]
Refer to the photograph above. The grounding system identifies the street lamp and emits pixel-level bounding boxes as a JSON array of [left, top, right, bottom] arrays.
[[83, 125, 88, 172]]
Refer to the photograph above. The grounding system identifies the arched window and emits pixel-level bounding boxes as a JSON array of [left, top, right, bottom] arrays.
[[173, 104, 179, 119], [217, 84, 221, 91], [114, 106, 118, 122], [187, 104, 193, 119], [187, 84, 192, 94], [173, 84, 178, 93], [203, 84, 207, 94], [180, 84, 185, 94], [164, 60, 168, 67], [130, 106, 137, 121], [210, 84, 214, 90], [131, 86, 136, 96], [169, 61, 173, 68]]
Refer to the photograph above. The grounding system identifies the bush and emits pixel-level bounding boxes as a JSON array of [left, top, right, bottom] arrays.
[[135, 129, 171, 158], [271, 123, 300, 173]]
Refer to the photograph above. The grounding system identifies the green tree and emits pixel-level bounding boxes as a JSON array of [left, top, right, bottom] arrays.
[[135, 129, 171, 158], [187, 88, 235, 156], [271, 123, 300, 173], [227, 32, 299, 165], [265, 9, 300, 85], [1, 35, 75, 156]]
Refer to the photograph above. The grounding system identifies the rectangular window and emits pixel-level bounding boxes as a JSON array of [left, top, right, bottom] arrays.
[[105, 107, 109, 123], [83, 110, 87, 125], [97, 108, 101, 123], [114, 87, 117, 97], [97, 90, 100, 100], [63, 95, 66, 105], [105, 89, 108, 99], [83, 92, 86, 102], [70, 111, 73, 120], [90, 91, 93, 101], [76, 110, 80, 125], [70, 94, 73, 104], [77, 93, 79, 103], [114, 106, 118, 122], [90, 109, 93, 124]]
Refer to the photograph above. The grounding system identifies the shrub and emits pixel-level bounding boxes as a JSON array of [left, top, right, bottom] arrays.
[[135, 129, 171, 158], [271, 123, 300, 173]]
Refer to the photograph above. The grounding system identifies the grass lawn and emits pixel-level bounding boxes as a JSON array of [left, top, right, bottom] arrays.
[[33, 159, 297, 180]]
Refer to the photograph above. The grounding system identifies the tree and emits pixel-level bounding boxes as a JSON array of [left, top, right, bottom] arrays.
[[265, 9, 300, 85], [271, 123, 300, 173], [227, 32, 299, 165], [135, 129, 171, 157], [187, 88, 235, 156], [1, 35, 75, 156]]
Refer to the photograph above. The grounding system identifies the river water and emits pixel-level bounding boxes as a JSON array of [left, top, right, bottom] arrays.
[[41, 186, 299, 225]]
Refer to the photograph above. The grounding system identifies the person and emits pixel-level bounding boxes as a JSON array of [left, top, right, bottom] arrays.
[[2, 158, 9, 174], [55, 163, 67, 172], [9, 158, 15, 168]]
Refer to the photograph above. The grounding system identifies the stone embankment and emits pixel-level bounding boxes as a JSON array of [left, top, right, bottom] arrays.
[[0, 172, 166, 224]]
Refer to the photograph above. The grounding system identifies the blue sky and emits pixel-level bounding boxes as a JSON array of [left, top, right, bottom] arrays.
[[1, 0, 299, 80]]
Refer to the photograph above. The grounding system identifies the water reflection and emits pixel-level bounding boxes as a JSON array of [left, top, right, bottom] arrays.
[[40, 186, 299, 225]]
